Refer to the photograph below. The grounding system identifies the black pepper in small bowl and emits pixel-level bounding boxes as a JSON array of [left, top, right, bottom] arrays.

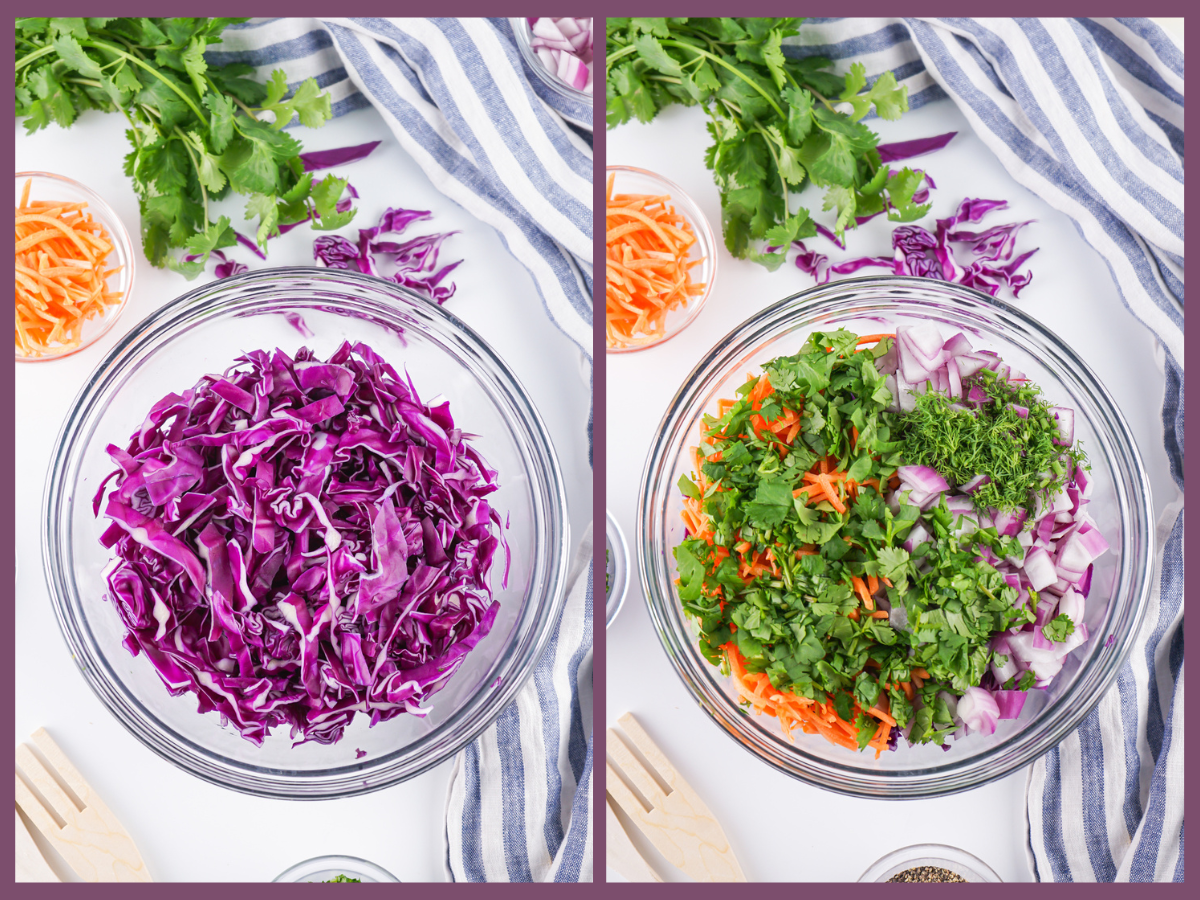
[[887, 865, 968, 883]]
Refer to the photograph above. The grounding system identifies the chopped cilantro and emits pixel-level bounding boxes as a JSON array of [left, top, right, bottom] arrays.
[[1042, 614, 1075, 643]]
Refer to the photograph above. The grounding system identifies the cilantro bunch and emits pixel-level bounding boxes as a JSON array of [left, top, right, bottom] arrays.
[[674, 330, 1033, 749], [606, 18, 927, 269], [15, 17, 355, 277]]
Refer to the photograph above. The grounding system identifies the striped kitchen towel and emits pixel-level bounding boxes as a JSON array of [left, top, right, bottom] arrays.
[[783, 18, 1184, 882], [445, 524, 593, 882], [205, 18, 594, 882]]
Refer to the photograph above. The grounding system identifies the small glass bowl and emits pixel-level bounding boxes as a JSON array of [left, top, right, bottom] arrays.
[[509, 18, 593, 115], [606, 509, 630, 629], [605, 166, 717, 353], [273, 855, 400, 883], [639, 276, 1154, 799], [859, 844, 1002, 882], [15, 172, 135, 362], [43, 268, 570, 799]]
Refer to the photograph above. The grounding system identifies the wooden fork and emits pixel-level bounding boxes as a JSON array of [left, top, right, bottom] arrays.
[[606, 712, 746, 882], [14, 728, 151, 882]]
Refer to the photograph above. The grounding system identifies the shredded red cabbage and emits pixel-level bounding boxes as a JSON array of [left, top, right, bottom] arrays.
[[95, 342, 507, 746], [875, 131, 958, 163], [313, 207, 462, 304], [795, 198, 1038, 298], [184, 249, 249, 280], [300, 141, 382, 172]]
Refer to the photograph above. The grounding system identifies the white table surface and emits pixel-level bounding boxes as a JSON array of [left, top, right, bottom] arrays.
[[605, 97, 1176, 883], [15, 103, 592, 883]]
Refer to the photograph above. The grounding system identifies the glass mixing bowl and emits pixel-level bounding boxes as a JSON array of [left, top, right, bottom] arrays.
[[639, 276, 1154, 799], [43, 268, 569, 799]]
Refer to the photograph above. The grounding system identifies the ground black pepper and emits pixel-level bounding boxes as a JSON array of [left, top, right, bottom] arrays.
[[887, 865, 967, 883]]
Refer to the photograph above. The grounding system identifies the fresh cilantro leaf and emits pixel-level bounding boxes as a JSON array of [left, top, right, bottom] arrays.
[[633, 34, 683, 78], [52, 34, 102, 79], [876, 546, 910, 584], [745, 478, 793, 528], [823, 184, 857, 236], [677, 474, 701, 500], [1042, 614, 1075, 643], [244, 193, 280, 245], [202, 93, 235, 153]]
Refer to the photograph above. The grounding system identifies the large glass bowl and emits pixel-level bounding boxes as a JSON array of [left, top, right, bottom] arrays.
[[639, 276, 1154, 799], [43, 268, 569, 799]]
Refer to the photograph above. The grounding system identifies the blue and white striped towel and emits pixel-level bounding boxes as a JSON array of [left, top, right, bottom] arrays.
[[206, 18, 594, 882], [783, 18, 1183, 882]]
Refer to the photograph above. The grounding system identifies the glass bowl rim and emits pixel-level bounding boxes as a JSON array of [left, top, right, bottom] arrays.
[[15, 170, 136, 363], [606, 507, 630, 629], [604, 164, 718, 354], [272, 853, 401, 882], [858, 843, 1003, 882], [42, 266, 571, 799], [637, 274, 1155, 799], [508, 17, 594, 107]]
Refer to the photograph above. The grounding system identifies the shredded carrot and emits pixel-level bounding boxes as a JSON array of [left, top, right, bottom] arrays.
[[605, 173, 707, 349], [817, 473, 847, 514], [854, 333, 894, 346], [681, 362, 922, 760], [725, 644, 893, 758], [15, 179, 124, 358], [850, 575, 874, 611]]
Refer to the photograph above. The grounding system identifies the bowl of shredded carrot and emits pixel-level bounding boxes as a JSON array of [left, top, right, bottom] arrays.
[[15, 172, 134, 361], [605, 166, 714, 352]]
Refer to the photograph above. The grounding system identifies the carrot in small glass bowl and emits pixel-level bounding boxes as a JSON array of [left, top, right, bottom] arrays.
[[605, 165, 716, 352], [15, 172, 135, 362]]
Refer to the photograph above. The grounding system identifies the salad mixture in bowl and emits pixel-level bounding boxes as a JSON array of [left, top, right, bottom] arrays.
[[675, 323, 1099, 757], [640, 277, 1153, 798]]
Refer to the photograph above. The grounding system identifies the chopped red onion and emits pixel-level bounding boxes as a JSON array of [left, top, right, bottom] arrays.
[[528, 18, 593, 94]]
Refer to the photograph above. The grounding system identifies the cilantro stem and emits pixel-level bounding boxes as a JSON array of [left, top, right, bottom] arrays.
[[804, 84, 838, 113], [15, 44, 57, 71], [753, 123, 791, 208], [605, 44, 639, 71], [80, 38, 209, 125], [174, 126, 211, 231], [231, 95, 261, 122], [659, 40, 785, 119], [64, 78, 103, 88]]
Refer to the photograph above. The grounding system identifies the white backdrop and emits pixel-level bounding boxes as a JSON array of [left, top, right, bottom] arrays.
[[15, 103, 592, 883], [605, 97, 1175, 883]]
